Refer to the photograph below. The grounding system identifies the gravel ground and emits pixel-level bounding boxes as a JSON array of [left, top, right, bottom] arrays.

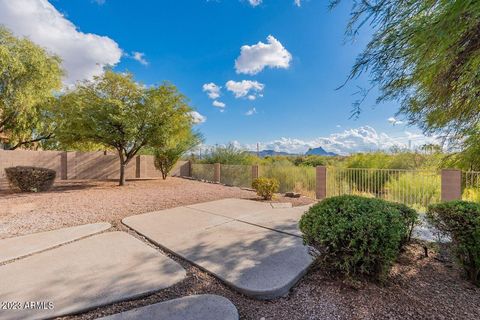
[[2, 178, 479, 320], [0, 177, 313, 239]]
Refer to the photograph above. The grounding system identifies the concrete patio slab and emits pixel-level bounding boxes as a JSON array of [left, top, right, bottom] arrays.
[[99, 295, 239, 320], [0, 232, 186, 320], [238, 205, 312, 237], [186, 198, 272, 219], [124, 214, 313, 299], [0, 222, 111, 263], [122, 206, 232, 239]]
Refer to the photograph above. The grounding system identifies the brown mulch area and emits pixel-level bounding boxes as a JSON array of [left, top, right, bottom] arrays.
[[1, 178, 479, 319], [0, 177, 313, 239]]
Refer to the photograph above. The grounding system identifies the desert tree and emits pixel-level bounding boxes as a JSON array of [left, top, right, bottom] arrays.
[[153, 130, 202, 179], [0, 26, 63, 149], [56, 70, 195, 185], [335, 0, 480, 146]]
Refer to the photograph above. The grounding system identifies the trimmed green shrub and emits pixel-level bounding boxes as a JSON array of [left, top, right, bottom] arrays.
[[5, 166, 56, 192], [390, 202, 419, 244], [252, 177, 279, 200], [427, 201, 480, 286], [299, 195, 413, 280]]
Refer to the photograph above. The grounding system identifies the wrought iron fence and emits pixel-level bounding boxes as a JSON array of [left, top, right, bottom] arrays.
[[260, 165, 316, 198], [191, 163, 215, 182], [463, 171, 480, 203], [220, 164, 252, 188], [326, 167, 441, 211]]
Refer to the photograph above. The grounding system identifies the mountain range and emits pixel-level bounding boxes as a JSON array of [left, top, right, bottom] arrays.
[[250, 147, 337, 157]]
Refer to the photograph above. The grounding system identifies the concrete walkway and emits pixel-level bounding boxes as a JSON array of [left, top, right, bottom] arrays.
[[100, 295, 239, 320], [0, 232, 186, 320], [0, 222, 111, 263], [123, 199, 314, 299]]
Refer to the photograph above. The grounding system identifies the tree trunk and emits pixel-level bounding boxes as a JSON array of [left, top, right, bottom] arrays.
[[118, 150, 127, 186], [119, 162, 126, 186]]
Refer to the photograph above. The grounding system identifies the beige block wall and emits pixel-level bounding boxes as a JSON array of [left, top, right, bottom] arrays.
[[0, 150, 63, 179], [0, 150, 189, 189]]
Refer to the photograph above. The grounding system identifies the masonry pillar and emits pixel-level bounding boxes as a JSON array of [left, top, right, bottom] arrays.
[[316, 166, 327, 200], [61, 151, 76, 180], [441, 169, 462, 202], [214, 163, 221, 183], [135, 155, 142, 178], [252, 164, 259, 181]]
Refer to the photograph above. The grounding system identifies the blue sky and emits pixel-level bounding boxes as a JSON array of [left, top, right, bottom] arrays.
[[0, 0, 436, 154]]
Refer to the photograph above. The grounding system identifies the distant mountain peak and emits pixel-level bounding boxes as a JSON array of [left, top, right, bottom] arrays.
[[305, 146, 337, 156]]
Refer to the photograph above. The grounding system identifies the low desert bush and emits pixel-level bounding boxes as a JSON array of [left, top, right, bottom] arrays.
[[5, 166, 56, 192], [252, 177, 279, 200], [427, 201, 480, 286], [299, 195, 415, 280]]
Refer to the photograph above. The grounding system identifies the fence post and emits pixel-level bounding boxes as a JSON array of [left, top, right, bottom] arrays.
[[441, 169, 462, 202], [214, 163, 221, 183], [252, 164, 259, 181], [316, 166, 327, 200]]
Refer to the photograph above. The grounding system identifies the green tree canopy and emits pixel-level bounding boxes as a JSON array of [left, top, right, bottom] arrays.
[[337, 0, 480, 142], [56, 70, 196, 185], [153, 130, 202, 179], [0, 26, 63, 149]]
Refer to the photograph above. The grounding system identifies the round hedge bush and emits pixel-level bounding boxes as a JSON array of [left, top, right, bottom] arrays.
[[299, 195, 416, 280], [252, 177, 279, 200], [5, 166, 56, 192]]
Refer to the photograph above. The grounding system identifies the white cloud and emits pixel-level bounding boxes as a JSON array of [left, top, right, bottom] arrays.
[[247, 0, 262, 6], [244, 0, 301, 8], [230, 126, 438, 155], [388, 117, 404, 126], [131, 51, 148, 66], [0, 0, 122, 85], [202, 82, 221, 99], [212, 100, 226, 108], [235, 35, 292, 75], [189, 111, 206, 124], [245, 107, 257, 116], [226, 80, 264, 99]]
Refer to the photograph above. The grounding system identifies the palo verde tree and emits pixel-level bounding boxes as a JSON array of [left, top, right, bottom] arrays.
[[335, 0, 480, 144], [0, 26, 63, 149], [153, 130, 202, 179], [56, 70, 195, 186]]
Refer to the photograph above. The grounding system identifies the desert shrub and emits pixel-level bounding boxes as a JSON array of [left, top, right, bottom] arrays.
[[299, 195, 411, 280], [463, 187, 480, 203], [427, 201, 480, 286], [201, 144, 256, 165], [5, 166, 56, 192], [390, 202, 419, 244], [252, 177, 279, 200], [385, 172, 440, 212]]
